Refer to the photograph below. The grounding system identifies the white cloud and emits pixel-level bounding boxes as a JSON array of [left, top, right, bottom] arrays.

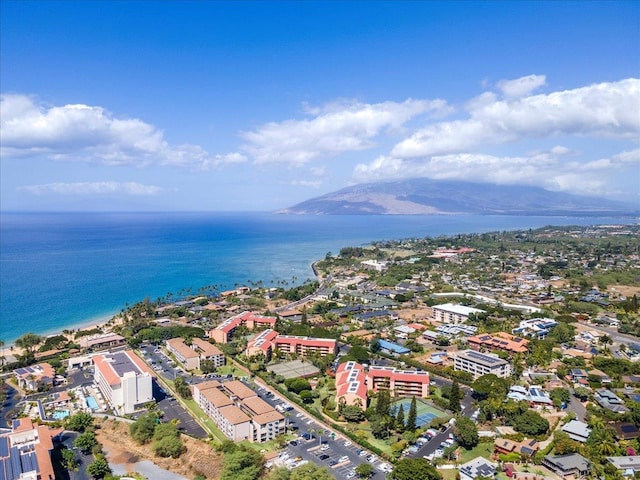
[[392, 78, 640, 158], [310, 166, 326, 177], [17, 181, 164, 196], [289, 179, 323, 188], [241, 98, 451, 165], [353, 148, 640, 197], [0, 94, 226, 170], [497, 74, 546, 98]]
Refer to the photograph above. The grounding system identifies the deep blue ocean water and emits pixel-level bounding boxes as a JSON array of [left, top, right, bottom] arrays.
[[0, 212, 634, 343]]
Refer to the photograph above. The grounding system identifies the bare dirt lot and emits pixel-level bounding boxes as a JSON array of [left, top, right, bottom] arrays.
[[96, 418, 223, 480], [608, 285, 640, 297]]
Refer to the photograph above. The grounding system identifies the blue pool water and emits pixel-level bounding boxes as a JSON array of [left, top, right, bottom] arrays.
[[52, 410, 70, 420], [86, 396, 99, 410]]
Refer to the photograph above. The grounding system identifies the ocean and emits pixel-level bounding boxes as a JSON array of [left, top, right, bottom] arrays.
[[0, 212, 633, 343]]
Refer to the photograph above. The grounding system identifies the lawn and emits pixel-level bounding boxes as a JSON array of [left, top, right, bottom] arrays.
[[217, 364, 247, 378], [456, 441, 494, 464], [182, 398, 228, 443]]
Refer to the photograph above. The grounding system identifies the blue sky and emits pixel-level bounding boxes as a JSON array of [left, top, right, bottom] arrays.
[[1, 1, 639, 211]]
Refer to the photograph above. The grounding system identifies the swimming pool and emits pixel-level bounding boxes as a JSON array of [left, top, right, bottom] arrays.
[[52, 410, 70, 420], [86, 396, 99, 410]]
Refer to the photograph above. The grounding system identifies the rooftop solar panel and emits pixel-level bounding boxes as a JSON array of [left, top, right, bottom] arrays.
[[621, 424, 638, 433], [0, 437, 8, 458]]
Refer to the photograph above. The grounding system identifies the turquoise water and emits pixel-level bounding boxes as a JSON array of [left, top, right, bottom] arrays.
[[52, 410, 70, 420], [0, 212, 632, 343], [86, 396, 98, 410]]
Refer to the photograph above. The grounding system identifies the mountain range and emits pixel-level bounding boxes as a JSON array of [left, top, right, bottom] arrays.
[[278, 179, 637, 215]]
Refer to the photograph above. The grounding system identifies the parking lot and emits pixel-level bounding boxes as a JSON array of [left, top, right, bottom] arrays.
[[252, 384, 391, 480], [139, 345, 393, 478]]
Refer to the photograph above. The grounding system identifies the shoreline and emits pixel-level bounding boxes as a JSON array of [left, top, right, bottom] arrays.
[[0, 311, 118, 358]]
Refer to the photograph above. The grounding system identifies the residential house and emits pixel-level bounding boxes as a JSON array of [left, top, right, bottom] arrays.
[[507, 385, 552, 406], [494, 438, 539, 457], [607, 456, 640, 474], [561, 420, 591, 443], [612, 422, 640, 441], [595, 389, 629, 414], [459, 457, 497, 480], [542, 454, 591, 479], [14, 363, 55, 391]]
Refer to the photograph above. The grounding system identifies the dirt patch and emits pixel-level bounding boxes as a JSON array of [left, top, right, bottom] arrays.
[[95, 418, 223, 480], [609, 285, 640, 297]]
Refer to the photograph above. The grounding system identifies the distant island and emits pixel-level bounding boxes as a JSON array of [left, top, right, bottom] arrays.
[[278, 178, 637, 215]]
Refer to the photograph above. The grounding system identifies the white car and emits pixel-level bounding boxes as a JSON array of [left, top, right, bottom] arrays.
[[343, 440, 352, 447], [338, 456, 349, 463]]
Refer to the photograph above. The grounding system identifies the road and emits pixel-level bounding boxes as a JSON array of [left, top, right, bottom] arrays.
[[0, 383, 20, 428]]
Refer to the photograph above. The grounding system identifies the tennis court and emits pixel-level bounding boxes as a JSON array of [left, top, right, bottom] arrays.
[[266, 359, 320, 379], [392, 398, 448, 427]]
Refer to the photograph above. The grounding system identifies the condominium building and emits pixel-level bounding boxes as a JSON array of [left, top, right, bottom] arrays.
[[166, 338, 200, 370], [0, 418, 61, 480], [453, 350, 512, 379], [244, 330, 337, 359], [467, 332, 529, 355], [335, 361, 368, 408], [432, 303, 486, 324], [245, 329, 279, 359], [191, 338, 225, 368], [193, 380, 284, 443], [208, 311, 277, 343], [273, 335, 337, 356], [167, 337, 226, 370], [78, 332, 126, 351], [93, 350, 154, 414], [366, 366, 430, 397]]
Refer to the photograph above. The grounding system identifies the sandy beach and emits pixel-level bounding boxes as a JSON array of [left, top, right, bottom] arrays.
[[1, 313, 118, 363]]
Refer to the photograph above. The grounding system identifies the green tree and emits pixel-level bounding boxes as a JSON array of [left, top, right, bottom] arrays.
[[153, 435, 185, 458], [73, 431, 98, 452], [454, 415, 479, 449], [289, 463, 334, 480], [406, 397, 417, 432], [512, 411, 549, 436], [61, 448, 77, 471], [174, 376, 192, 399], [448, 380, 463, 412], [472, 374, 509, 401], [390, 458, 442, 480], [376, 388, 391, 416], [341, 404, 365, 422], [200, 359, 217, 374], [130, 412, 158, 444], [220, 446, 264, 480], [396, 404, 405, 431], [65, 412, 94, 432], [15, 333, 43, 355], [355, 463, 374, 478], [86, 454, 111, 479], [550, 388, 571, 409]]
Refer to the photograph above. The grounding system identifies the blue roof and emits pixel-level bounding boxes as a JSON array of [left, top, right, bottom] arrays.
[[378, 339, 410, 354]]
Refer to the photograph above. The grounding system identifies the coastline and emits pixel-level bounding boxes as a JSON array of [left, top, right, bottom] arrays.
[[0, 311, 118, 360]]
